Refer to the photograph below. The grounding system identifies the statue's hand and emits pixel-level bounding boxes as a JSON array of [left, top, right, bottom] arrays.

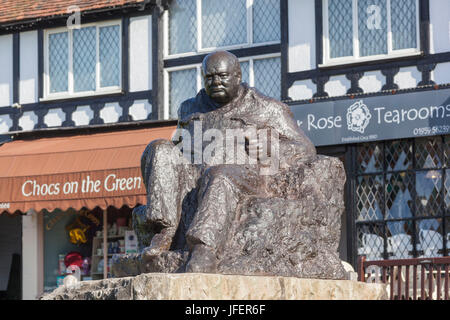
[[245, 133, 271, 167]]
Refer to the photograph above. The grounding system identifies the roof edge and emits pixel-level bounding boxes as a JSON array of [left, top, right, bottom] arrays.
[[0, 0, 169, 34]]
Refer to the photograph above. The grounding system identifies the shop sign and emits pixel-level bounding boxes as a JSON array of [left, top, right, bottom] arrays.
[[290, 88, 450, 146], [2, 167, 146, 213], [20, 173, 143, 198]]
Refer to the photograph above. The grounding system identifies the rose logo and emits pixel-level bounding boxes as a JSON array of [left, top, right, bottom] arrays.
[[346, 100, 372, 134]]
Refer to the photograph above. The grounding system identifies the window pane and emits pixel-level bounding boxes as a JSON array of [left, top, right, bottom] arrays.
[[328, 0, 353, 58], [100, 25, 121, 88], [49, 32, 68, 93], [385, 172, 414, 220], [391, 0, 417, 50], [417, 218, 443, 257], [356, 175, 383, 221], [445, 218, 450, 256], [415, 137, 442, 169], [169, 0, 197, 54], [358, 0, 387, 56], [240, 61, 250, 85], [444, 136, 449, 167], [357, 142, 383, 174], [253, 57, 280, 100], [446, 169, 450, 211], [202, 0, 247, 48], [416, 171, 442, 217], [73, 27, 96, 92], [169, 68, 197, 119], [385, 140, 413, 171], [357, 223, 385, 260], [253, 0, 280, 43], [386, 220, 414, 259]]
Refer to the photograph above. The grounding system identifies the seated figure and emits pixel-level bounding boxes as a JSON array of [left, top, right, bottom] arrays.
[[112, 51, 346, 279]]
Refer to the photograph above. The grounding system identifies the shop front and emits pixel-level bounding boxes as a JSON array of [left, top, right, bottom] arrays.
[[290, 87, 450, 267], [0, 125, 175, 296]]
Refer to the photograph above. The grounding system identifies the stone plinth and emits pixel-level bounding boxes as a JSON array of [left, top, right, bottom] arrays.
[[41, 273, 388, 300]]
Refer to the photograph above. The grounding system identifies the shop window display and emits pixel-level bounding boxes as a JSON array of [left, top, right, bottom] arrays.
[[43, 206, 136, 292]]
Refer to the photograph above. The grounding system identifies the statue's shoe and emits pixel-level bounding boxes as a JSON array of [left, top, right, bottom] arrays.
[[110, 253, 142, 277]]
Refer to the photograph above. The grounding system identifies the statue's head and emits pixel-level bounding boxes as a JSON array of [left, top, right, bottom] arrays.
[[202, 51, 242, 105]]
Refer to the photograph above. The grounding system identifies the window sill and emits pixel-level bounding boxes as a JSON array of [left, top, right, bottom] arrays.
[[319, 51, 423, 69], [40, 90, 124, 103]]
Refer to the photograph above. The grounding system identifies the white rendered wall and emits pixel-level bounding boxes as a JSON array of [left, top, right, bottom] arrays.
[[394, 67, 421, 90], [0, 34, 13, 107], [288, 0, 316, 72], [18, 112, 38, 132], [432, 62, 450, 85], [19, 31, 38, 104], [22, 210, 43, 300], [324, 75, 350, 97], [100, 103, 122, 123], [129, 99, 152, 120], [288, 80, 315, 101], [429, 0, 450, 54], [0, 115, 12, 134], [129, 15, 152, 92], [359, 71, 385, 93], [72, 106, 93, 126], [44, 109, 65, 127]]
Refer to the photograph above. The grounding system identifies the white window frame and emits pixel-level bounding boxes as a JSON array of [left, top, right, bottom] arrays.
[[163, 0, 280, 59], [164, 53, 281, 119], [43, 20, 122, 101], [321, 0, 421, 67]]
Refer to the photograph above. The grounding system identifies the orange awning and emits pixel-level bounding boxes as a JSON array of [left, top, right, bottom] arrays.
[[0, 126, 176, 214]]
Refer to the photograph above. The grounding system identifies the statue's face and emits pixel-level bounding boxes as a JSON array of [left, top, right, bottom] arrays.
[[203, 55, 241, 105]]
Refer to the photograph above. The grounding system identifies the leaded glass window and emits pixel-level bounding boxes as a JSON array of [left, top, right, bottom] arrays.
[[99, 25, 121, 88], [385, 172, 414, 220], [356, 175, 383, 221], [166, 1, 281, 119], [253, 0, 280, 44], [358, 0, 387, 57], [416, 171, 442, 217], [357, 142, 383, 174], [328, 0, 353, 58], [168, 0, 197, 55], [253, 57, 281, 100], [391, 0, 417, 50], [167, 0, 280, 55], [202, 0, 247, 49], [240, 61, 250, 85], [167, 56, 281, 118], [355, 136, 450, 261], [73, 27, 96, 92], [324, 0, 419, 64], [446, 169, 450, 211], [46, 21, 121, 97], [48, 32, 69, 93], [169, 68, 198, 119]]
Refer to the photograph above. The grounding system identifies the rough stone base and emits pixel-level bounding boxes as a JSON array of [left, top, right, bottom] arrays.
[[42, 273, 388, 300]]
